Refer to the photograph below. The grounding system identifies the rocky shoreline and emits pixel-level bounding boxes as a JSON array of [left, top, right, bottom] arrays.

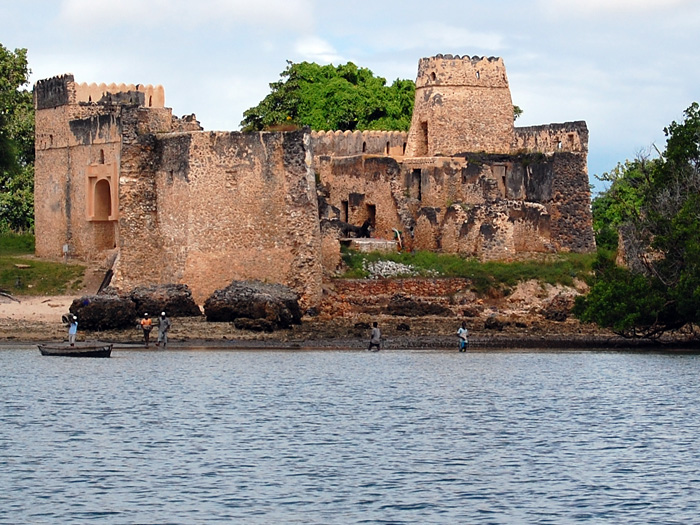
[[0, 303, 692, 351]]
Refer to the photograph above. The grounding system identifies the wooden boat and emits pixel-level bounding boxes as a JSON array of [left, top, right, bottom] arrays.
[[38, 343, 113, 358]]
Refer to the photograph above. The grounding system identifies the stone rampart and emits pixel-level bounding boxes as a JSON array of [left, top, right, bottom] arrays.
[[405, 55, 514, 156], [73, 82, 164, 108], [113, 126, 322, 305], [514, 121, 588, 154], [310, 130, 408, 158]]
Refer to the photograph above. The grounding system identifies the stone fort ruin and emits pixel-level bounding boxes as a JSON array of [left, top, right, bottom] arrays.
[[33, 54, 594, 306]]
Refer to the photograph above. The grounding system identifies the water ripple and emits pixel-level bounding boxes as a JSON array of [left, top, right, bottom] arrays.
[[1, 349, 700, 523]]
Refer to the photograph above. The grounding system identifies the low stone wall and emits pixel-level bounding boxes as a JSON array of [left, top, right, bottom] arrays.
[[329, 277, 472, 298]]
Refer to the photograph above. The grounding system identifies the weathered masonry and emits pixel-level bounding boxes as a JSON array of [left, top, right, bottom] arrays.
[[314, 55, 594, 275], [34, 76, 322, 305], [33, 54, 594, 305]]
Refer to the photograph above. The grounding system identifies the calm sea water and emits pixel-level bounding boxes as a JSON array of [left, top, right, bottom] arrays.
[[1, 346, 699, 524]]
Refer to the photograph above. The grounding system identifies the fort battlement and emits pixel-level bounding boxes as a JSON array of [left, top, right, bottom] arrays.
[[514, 121, 589, 154], [406, 54, 514, 156], [32, 52, 594, 308], [311, 129, 408, 158], [34, 74, 77, 110], [415, 54, 508, 89], [74, 82, 164, 108], [34, 74, 165, 110]]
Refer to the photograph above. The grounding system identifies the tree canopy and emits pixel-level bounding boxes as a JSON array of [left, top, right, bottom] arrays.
[[240, 61, 415, 132], [0, 43, 34, 232], [575, 102, 700, 339]]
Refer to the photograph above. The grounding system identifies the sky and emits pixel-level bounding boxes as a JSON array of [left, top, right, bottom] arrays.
[[2, 0, 699, 194]]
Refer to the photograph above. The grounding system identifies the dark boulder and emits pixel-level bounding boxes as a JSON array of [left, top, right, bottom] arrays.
[[234, 318, 276, 332], [69, 292, 138, 330], [484, 315, 506, 331], [203, 280, 302, 328], [461, 304, 484, 318], [386, 294, 453, 317], [130, 284, 201, 317], [542, 294, 575, 322]]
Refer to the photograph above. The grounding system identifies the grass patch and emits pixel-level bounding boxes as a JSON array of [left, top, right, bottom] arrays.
[[0, 234, 85, 295], [340, 249, 595, 295], [0, 232, 35, 255]]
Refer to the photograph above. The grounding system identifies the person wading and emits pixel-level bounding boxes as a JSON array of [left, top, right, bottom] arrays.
[[140, 313, 153, 348], [156, 311, 171, 348], [368, 321, 381, 351]]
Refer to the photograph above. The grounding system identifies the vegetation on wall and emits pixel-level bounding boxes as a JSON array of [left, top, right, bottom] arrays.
[[574, 102, 700, 339], [0, 43, 34, 233], [341, 248, 594, 296], [241, 61, 416, 132]]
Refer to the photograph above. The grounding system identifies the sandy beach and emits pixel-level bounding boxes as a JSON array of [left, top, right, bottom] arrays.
[[0, 293, 677, 350]]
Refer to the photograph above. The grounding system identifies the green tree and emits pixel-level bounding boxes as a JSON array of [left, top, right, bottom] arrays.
[[575, 103, 700, 339], [0, 43, 34, 232], [241, 61, 415, 132]]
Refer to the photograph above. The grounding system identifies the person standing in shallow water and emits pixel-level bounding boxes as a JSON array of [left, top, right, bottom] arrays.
[[156, 312, 171, 348], [368, 321, 381, 351], [457, 320, 469, 351], [68, 315, 78, 346], [140, 313, 153, 348]]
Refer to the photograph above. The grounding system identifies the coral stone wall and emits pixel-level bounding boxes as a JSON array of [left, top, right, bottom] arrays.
[[547, 153, 595, 252], [311, 130, 408, 158], [405, 55, 515, 157], [319, 150, 594, 260], [113, 126, 322, 306], [514, 122, 589, 154], [34, 100, 124, 260], [316, 154, 404, 241]]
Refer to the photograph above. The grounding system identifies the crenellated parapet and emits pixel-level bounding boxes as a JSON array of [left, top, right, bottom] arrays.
[[406, 54, 514, 157], [74, 82, 164, 108], [310, 129, 408, 158], [514, 121, 589, 155], [34, 74, 165, 110], [34, 74, 77, 110], [415, 54, 508, 89]]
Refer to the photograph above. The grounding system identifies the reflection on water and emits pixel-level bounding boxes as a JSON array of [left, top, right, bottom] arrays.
[[1, 347, 699, 523]]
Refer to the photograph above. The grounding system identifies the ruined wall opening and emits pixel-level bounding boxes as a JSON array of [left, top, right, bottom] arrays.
[[415, 122, 429, 156], [493, 165, 507, 198], [367, 204, 376, 229], [93, 179, 112, 220], [411, 169, 422, 200], [341, 200, 349, 223]]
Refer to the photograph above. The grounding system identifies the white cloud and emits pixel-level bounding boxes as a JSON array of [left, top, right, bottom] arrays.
[[58, 0, 314, 30], [538, 0, 695, 16], [293, 36, 344, 64], [370, 22, 505, 54]]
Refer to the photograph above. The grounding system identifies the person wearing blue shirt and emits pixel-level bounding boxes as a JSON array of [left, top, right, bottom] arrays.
[[457, 321, 469, 352], [68, 315, 78, 346]]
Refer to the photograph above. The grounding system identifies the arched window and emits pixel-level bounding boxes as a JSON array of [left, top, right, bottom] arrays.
[[99, 149, 105, 164], [430, 72, 436, 82], [94, 179, 112, 220], [362, 142, 367, 153]]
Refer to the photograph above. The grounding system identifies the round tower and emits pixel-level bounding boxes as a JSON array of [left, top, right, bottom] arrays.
[[405, 54, 515, 157]]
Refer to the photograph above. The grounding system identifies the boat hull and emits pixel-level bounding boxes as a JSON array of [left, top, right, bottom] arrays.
[[38, 344, 112, 358]]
